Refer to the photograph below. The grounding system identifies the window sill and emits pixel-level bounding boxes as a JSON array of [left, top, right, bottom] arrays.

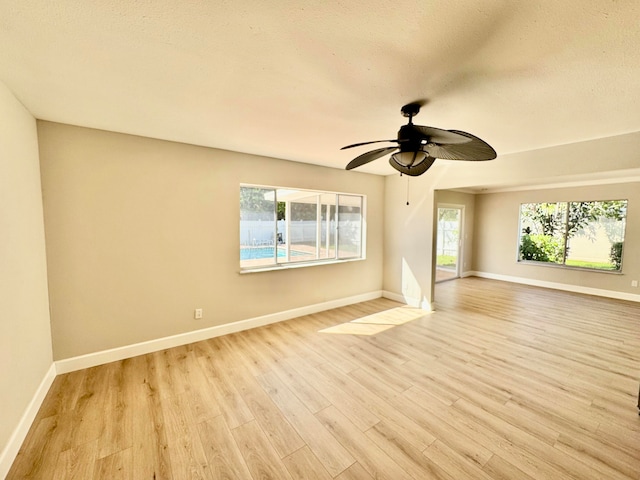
[[517, 260, 623, 275], [240, 256, 365, 274]]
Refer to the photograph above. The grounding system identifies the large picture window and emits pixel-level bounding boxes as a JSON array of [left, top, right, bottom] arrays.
[[518, 200, 627, 271], [240, 185, 364, 270]]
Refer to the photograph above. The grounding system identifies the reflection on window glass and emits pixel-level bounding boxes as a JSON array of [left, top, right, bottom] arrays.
[[240, 186, 365, 270], [519, 202, 567, 264], [239, 186, 277, 268], [288, 191, 319, 263], [338, 195, 362, 259], [319, 193, 336, 259], [518, 200, 627, 271]]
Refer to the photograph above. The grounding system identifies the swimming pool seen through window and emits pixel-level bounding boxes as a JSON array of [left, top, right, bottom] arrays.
[[240, 185, 365, 271]]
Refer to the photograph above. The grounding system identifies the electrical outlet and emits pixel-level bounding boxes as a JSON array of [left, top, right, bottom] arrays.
[[632, 280, 638, 288], [194, 308, 203, 319]]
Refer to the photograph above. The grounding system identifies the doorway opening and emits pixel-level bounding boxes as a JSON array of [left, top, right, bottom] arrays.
[[436, 205, 463, 283]]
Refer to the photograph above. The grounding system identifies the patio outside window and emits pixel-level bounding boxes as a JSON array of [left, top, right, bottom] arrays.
[[240, 185, 364, 270]]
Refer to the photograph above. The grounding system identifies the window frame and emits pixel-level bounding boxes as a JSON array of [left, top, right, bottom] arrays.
[[516, 199, 628, 273], [239, 184, 366, 272]]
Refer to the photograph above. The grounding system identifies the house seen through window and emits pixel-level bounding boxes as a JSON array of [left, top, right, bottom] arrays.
[[240, 185, 364, 270], [518, 200, 627, 271]]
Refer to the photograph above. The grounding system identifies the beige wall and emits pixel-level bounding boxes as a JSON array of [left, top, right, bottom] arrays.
[[0, 83, 53, 454], [473, 183, 640, 294], [382, 173, 436, 308], [38, 122, 385, 360]]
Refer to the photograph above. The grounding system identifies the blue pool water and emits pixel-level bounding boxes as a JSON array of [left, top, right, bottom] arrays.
[[240, 247, 307, 261]]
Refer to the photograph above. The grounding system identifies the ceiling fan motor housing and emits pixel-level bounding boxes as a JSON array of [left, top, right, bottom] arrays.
[[396, 125, 425, 165]]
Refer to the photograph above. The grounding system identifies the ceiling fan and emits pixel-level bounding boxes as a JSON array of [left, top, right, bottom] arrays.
[[342, 101, 497, 176]]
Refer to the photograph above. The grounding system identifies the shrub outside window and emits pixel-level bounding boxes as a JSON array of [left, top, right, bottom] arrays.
[[518, 200, 627, 271], [240, 185, 364, 270]]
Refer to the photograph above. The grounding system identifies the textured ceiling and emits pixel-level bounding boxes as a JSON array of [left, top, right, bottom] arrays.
[[2, 0, 640, 176]]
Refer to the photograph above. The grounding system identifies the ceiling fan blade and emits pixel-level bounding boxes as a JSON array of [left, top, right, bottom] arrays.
[[341, 139, 399, 150], [424, 130, 497, 161], [346, 146, 398, 170], [410, 125, 471, 145], [389, 155, 436, 176]]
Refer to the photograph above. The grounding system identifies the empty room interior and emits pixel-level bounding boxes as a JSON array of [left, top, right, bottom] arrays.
[[1, 1, 639, 479]]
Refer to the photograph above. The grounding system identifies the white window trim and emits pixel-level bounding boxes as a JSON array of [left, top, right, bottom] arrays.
[[516, 199, 627, 273], [240, 184, 367, 273]]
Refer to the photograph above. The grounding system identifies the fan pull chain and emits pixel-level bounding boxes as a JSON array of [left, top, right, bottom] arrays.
[[406, 176, 410, 205]]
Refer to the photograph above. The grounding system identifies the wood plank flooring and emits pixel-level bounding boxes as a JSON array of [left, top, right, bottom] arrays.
[[8, 277, 640, 479]]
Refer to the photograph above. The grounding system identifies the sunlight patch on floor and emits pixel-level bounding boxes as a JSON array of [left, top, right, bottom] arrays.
[[319, 323, 396, 335], [319, 306, 429, 336]]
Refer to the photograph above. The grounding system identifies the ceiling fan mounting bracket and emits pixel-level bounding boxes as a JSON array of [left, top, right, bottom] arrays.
[[400, 102, 421, 119]]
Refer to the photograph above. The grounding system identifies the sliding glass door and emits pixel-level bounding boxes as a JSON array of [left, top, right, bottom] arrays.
[[436, 206, 463, 282]]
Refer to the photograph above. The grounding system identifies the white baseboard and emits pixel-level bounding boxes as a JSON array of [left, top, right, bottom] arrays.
[[0, 363, 57, 480], [382, 290, 432, 311], [56, 290, 383, 374], [467, 271, 640, 303]]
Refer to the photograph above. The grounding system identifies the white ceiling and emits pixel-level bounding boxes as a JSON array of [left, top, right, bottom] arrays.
[[2, 0, 640, 177]]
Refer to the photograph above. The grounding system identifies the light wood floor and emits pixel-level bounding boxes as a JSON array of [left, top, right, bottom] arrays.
[[8, 277, 640, 479], [435, 267, 458, 283]]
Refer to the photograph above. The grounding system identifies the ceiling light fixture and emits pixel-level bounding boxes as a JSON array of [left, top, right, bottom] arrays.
[[391, 150, 428, 166]]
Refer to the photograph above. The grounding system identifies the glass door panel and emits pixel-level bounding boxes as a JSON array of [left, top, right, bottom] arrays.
[[436, 207, 462, 282]]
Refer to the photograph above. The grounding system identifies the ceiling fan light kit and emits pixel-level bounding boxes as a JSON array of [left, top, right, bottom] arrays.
[[342, 102, 497, 177], [392, 150, 428, 166], [390, 152, 436, 177]]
